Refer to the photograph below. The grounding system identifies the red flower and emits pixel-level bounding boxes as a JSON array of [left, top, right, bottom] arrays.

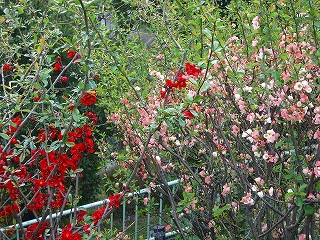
[[185, 62, 201, 77], [0, 203, 19, 217], [83, 224, 91, 234], [10, 138, 18, 144], [54, 62, 62, 71], [33, 92, 41, 101], [80, 90, 97, 106], [55, 56, 62, 61], [25, 221, 47, 240], [76, 210, 87, 222], [166, 79, 178, 88], [67, 49, 76, 59], [84, 111, 98, 125], [160, 88, 167, 99], [84, 137, 95, 154], [60, 223, 81, 240], [183, 109, 195, 119], [8, 115, 22, 134], [60, 76, 68, 83], [92, 205, 106, 224], [3, 63, 12, 72], [165, 72, 188, 90], [108, 193, 121, 208]]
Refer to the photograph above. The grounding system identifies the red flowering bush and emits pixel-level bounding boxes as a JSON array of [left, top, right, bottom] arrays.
[[0, 1, 116, 239]]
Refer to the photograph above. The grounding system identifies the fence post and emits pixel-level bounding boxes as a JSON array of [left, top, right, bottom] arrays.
[[153, 225, 166, 240]]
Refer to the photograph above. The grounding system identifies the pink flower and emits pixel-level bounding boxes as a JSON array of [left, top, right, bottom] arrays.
[[314, 161, 320, 177], [221, 183, 231, 196], [156, 54, 163, 60], [263, 129, 279, 143], [252, 40, 258, 47], [252, 16, 260, 30], [143, 197, 149, 205], [232, 125, 240, 135], [165, 225, 171, 231], [241, 192, 255, 205], [185, 186, 192, 193], [299, 234, 306, 240], [246, 113, 255, 122]]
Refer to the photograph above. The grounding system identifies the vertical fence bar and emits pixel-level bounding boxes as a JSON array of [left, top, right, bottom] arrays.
[[110, 212, 114, 230], [122, 199, 126, 233], [159, 192, 163, 225], [147, 191, 151, 239], [135, 196, 139, 240]]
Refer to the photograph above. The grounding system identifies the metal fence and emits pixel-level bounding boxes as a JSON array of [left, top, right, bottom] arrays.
[[1, 179, 181, 240]]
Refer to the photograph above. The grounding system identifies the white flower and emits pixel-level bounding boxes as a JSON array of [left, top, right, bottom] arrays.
[[257, 191, 264, 198], [251, 185, 258, 192], [305, 86, 312, 93], [301, 80, 308, 86], [234, 94, 241, 100], [294, 82, 303, 91], [134, 86, 141, 91], [263, 153, 269, 160], [265, 117, 272, 123], [243, 86, 253, 92], [269, 187, 274, 196]]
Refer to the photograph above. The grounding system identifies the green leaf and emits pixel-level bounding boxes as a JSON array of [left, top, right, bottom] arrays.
[[284, 191, 295, 199], [304, 205, 314, 215], [295, 197, 303, 208], [316, 181, 320, 192], [179, 118, 186, 127], [65, 142, 75, 147], [0, 133, 10, 140], [200, 81, 209, 93], [88, 80, 97, 89], [73, 108, 81, 122], [164, 108, 177, 114], [299, 184, 308, 192]]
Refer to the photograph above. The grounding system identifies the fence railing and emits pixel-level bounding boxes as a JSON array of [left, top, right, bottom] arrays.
[[1, 179, 182, 240]]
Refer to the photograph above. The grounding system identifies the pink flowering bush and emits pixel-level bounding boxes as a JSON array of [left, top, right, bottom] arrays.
[[101, 0, 320, 238]]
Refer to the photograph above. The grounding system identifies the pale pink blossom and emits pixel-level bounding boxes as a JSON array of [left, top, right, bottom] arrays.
[[204, 176, 211, 185], [252, 16, 260, 30], [299, 234, 306, 240], [246, 113, 255, 122], [263, 129, 279, 143], [156, 54, 163, 60], [241, 192, 255, 205], [252, 40, 258, 47], [143, 197, 149, 205], [185, 186, 192, 193], [232, 125, 240, 135], [314, 161, 320, 177], [221, 183, 231, 196], [165, 225, 171, 231]]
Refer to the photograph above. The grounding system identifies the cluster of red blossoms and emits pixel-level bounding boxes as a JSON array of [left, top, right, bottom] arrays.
[[2, 63, 12, 72], [161, 62, 200, 119], [1, 48, 100, 238], [81, 90, 97, 106], [162, 62, 201, 97]]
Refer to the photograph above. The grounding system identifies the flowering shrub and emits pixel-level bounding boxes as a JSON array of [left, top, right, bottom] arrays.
[[101, 0, 320, 239], [0, 1, 121, 239]]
